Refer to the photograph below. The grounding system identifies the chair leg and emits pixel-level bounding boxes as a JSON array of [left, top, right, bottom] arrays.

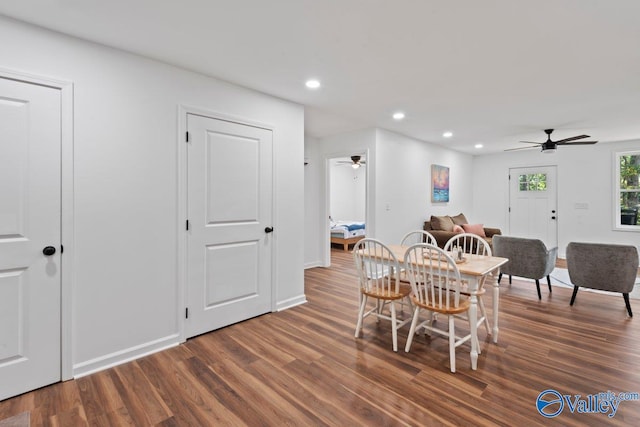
[[547, 275, 552, 293], [535, 279, 542, 300], [498, 273, 502, 284], [390, 301, 398, 352], [509, 275, 512, 285], [449, 315, 456, 373], [623, 293, 633, 317], [570, 286, 579, 305], [355, 294, 367, 337], [404, 307, 421, 352]]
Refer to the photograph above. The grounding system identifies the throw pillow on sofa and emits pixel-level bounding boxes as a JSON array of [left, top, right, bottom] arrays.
[[450, 213, 468, 226], [430, 215, 455, 231], [462, 223, 486, 237]]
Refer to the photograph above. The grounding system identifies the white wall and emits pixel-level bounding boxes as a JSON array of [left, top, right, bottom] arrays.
[[329, 159, 366, 221], [374, 129, 475, 243], [472, 140, 640, 257], [0, 16, 304, 376]]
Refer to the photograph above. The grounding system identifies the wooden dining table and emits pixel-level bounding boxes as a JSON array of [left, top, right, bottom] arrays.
[[381, 244, 508, 370]]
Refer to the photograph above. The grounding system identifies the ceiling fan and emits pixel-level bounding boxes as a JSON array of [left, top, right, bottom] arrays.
[[506, 129, 598, 153], [337, 155, 366, 169]]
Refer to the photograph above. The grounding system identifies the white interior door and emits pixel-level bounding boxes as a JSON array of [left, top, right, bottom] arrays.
[[0, 77, 61, 400], [509, 166, 558, 248], [186, 114, 273, 338]]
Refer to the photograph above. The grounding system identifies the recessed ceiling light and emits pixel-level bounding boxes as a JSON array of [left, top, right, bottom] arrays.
[[475, 143, 483, 149], [305, 79, 321, 89], [443, 131, 453, 138], [392, 112, 405, 120]]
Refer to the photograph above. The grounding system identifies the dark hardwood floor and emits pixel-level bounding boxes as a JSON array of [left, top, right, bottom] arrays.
[[2, 249, 639, 426]]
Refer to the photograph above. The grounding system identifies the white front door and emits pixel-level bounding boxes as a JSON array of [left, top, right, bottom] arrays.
[[509, 166, 558, 248], [186, 114, 273, 338], [0, 77, 61, 400]]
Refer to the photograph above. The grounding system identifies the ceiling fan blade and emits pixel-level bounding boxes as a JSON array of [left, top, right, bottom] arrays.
[[556, 140, 598, 146], [553, 134, 590, 144], [504, 146, 539, 152], [518, 141, 542, 144]]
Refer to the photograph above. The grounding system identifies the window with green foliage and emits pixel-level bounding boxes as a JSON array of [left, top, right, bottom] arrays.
[[518, 173, 547, 191], [616, 151, 640, 228]]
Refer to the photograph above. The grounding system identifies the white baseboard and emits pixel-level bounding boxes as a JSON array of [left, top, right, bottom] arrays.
[[304, 260, 323, 269], [72, 334, 181, 378], [276, 294, 307, 311]]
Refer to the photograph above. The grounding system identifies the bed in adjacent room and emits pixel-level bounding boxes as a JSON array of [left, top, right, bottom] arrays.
[[330, 220, 365, 251]]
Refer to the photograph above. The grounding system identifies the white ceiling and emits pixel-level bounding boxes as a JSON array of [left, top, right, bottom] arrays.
[[2, 0, 640, 154]]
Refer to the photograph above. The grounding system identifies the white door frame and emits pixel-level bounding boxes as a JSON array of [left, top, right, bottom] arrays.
[[177, 105, 276, 342], [0, 68, 74, 381], [323, 149, 371, 267]]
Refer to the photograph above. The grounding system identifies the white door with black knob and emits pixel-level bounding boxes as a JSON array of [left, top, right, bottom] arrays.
[[0, 77, 61, 400], [186, 114, 273, 338], [509, 166, 558, 248]]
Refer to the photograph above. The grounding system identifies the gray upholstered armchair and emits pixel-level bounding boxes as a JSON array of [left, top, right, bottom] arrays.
[[492, 235, 558, 300], [566, 242, 639, 317]]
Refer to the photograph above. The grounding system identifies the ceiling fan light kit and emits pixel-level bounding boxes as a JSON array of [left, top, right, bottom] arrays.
[[337, 155, 366, 168]]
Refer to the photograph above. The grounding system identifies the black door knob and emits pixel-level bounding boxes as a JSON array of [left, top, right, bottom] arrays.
[[43, 246, 56, 256], [551, 216, 556, 220], [265, 227, 274, 233]]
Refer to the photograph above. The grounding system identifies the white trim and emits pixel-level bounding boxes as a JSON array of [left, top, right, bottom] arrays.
[[612, 149, 640, 232], [72, 334, 180, 378], [177, 105, 278, 342], [304, 261, 323, 269], [276, 295, 307, 311], [177, 106, 188, 344], [0, 68, 74, 381]]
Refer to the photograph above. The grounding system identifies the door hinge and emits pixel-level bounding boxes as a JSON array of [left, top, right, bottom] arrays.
[[61, 245, 64, 254], [185, 307, 189, 319], [186, 220, 190, 231], [186, 131, 190, 142], [508, 174, 511, 180], [508, 207, 511, 212]]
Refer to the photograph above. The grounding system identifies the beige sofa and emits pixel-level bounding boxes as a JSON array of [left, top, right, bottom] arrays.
[[423, 213, 502, 249]]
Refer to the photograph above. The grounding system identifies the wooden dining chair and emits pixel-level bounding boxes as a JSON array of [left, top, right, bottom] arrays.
[[399, 231, 438, 287], [444, 233, 492, 335], [403, 244, 472, 373], [400, 230, 438, 246], [353, 238, 412, 352]]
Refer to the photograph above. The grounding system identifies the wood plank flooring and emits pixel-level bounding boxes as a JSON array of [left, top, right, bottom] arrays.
[[1, 249, 639, 426]]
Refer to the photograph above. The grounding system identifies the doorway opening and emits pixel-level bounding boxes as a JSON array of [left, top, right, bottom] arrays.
[[327, 154, 368, 264]]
